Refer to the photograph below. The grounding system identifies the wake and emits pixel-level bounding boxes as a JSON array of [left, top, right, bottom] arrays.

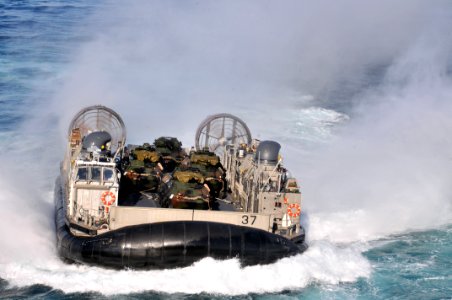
[[0, 241, 370, 295]]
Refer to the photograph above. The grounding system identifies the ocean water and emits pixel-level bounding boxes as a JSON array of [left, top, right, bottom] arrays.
[[1, 0, 451, 299]]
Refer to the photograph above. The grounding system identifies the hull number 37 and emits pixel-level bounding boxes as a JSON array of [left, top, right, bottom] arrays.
[[242, 215, 257, 225]]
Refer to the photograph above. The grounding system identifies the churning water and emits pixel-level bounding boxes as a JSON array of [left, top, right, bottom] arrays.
[[0, 1, 451, 298]]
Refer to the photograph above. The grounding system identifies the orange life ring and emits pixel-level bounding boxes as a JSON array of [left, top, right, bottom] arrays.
[[101, 191, 116, 206], [287, 203, 301, 217]]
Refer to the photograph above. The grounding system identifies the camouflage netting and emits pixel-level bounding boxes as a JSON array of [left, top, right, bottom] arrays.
[[155, 137, 182, 152], [190, 163, 222, 178], [152, 137, 185, 172], [121, 169, 161, 194], [120, 140, 226, 209], [169, 181, 210, 209], [173, 170, 204, 184], [134, 149, 160, 162], [190, 151, 219, 166], [129, 160, 145, 169], [170, 181, 206, 198]]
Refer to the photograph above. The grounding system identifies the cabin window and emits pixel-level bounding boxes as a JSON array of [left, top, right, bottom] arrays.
[[91, 167, 101, 181], [76, 167, 87, 180], [103, 168, 115, 182]]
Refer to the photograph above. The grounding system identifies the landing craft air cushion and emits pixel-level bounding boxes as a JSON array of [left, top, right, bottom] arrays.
[[55, 105, 306, 269]]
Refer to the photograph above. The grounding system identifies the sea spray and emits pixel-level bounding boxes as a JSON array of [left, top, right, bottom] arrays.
[[296, 18, 452, 242], [1, 0, 451, 296], [0, 241, 370, 295]]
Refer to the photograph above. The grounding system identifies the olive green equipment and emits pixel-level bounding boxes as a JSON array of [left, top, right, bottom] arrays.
[[190, 163, 223, 178], [173, 170, 204, 184], [170, 181, 207, 198], [129, 159, 145, 169], [169, 181, 210, 210], [134, 149, 160, 163], [190, 151, 219, 166], [129, 143, 160, 166], [154, 137, 182, 152], [122, 160, 161, 193]]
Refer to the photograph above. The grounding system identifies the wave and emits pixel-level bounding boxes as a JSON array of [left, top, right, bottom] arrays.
[[1, 0, 452, 295], [0, 241, 370, 295]]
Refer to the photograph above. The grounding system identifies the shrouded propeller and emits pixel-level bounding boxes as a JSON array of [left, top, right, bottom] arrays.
[[195, 113, 252, 157]]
